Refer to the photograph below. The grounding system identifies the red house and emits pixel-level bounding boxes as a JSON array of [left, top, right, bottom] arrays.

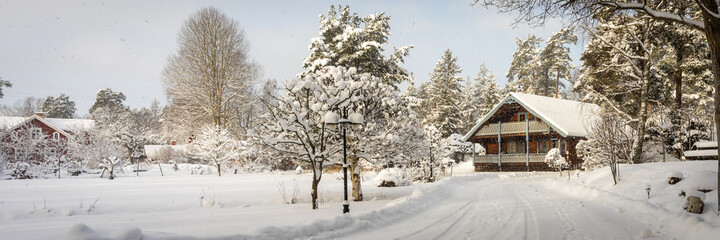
[[0, 113, 94, 163]]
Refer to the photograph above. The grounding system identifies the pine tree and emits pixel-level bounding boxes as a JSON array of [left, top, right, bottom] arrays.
[[301, 5, 413, 87], [426, 49, 464, 137], [506, 35, 542, 94], [40, 94, 76, 118], [539, 27, 577, 98]]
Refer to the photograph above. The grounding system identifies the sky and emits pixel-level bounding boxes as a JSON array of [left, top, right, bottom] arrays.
[[0, 0, 583, 116]]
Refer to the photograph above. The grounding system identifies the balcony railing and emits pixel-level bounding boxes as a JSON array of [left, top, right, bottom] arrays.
[[475, 121, 550, 136], [474, 154, 546, 163]]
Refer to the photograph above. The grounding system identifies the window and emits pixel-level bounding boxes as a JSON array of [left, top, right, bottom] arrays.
[[538, 139, 548, 153], [507, 141, 517, 153], [30, 127, 42, 139], [518, 112, 535, 122], [53, 132, 60, 140], [550, 139, 559, 149]]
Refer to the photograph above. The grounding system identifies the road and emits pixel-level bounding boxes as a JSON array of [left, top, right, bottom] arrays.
[[341, 174, 667, 240]]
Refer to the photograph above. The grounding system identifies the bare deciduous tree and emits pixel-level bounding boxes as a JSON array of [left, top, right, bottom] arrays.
[[0, 97, 43, 117], [163, 7, 259, 136]]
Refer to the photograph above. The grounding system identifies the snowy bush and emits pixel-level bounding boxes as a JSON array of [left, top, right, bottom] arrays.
[[545, 148, 568, 177], [375, 168, 410, 187]]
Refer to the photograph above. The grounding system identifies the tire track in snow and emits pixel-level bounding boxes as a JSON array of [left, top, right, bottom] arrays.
[[513, 183, 541, 240], [394, 184, 485, 240]]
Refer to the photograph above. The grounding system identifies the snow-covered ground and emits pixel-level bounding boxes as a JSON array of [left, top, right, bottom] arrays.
[[0, 161, 718, 239]]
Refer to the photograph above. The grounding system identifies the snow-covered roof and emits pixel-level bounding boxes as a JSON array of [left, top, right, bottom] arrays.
[[0, 115, 94, 134], [693, 140, 717, 150], [0, 116, 26, 129], [683, 149, 718, 158], [463, 92, 601, 141]]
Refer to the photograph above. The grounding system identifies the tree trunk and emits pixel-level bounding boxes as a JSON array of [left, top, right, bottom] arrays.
[[108, 166, 114, 180], [698, 0, 720, 214], [631, 29, 651, 164], [311, 171, 320, 209], [216, 162, 222, 177], [349, 151, 363, 201]]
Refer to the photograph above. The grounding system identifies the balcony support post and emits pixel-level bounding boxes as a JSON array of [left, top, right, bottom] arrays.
[[498, 121, 502, 170], [526, 117, 530, 168]]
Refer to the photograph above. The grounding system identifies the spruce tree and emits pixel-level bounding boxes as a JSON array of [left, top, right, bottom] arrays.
[[426, 49, 464, 137]]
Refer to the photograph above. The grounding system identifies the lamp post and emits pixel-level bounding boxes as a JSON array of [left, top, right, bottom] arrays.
[[324, 110, 363, 214]]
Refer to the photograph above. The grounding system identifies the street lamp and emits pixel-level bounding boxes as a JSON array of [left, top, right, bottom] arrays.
[[324, 110, 363, 214]]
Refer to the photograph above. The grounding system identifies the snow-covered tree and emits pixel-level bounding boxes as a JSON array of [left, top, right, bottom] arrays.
[[473, 64, 501, 121], [251, 66, 366, 209], [89, 88, 129, 127], [425, 49, 464, 137], [576, 12, 661, 164], [40, 94, 76, 118], [539, 26, 577, 98], [544, 148, 568, 177], [68, 129, 126, 180], [581, 108, 637, 185], [188, 126, 238, 177], [0, 126, 48, 178], [301, 5, 413, 87], [506, 35, 542, 94], [162, 7, 259, 137]]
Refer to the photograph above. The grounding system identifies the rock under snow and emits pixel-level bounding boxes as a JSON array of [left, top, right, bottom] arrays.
[[684, 196, 704, 214], [666, 171, 683, 185]]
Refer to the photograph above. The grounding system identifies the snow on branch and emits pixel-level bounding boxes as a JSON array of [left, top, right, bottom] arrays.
[[600, 1, 705, 31]]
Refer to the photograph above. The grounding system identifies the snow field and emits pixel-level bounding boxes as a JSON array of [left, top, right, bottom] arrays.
[[1, 161, 719, 239]]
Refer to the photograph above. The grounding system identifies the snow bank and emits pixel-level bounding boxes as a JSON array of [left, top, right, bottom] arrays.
[[545, 161, 720, 239]]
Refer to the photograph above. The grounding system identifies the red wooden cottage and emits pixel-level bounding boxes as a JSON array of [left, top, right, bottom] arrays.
[[463, 93, 600, 171], [0, 113, 94, 164]]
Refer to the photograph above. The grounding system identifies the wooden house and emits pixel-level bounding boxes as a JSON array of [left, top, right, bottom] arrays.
[[0, 113, 94, 163], [463, 93, 600, 171]]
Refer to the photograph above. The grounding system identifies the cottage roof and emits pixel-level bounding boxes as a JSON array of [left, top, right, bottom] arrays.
[[0, 115, 94, 136], [463, 92, 601, 141]]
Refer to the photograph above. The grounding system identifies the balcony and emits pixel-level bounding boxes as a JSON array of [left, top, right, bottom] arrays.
[[474, 154, 546, 163], [475, 121, 550, 136]]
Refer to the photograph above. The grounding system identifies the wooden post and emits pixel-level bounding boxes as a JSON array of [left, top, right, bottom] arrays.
[[472, 142, 475, 165], [526, 116, 529, 168], [498, 121, 502, 170]]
